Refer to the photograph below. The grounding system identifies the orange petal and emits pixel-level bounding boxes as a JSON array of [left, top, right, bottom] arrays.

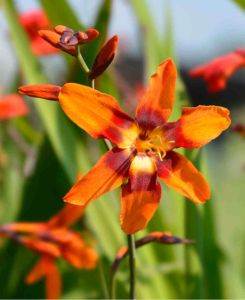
[[174, 105, 231, 148], [136, 59, 177, 129], [0, 94, 28, 119], [157, 151, 210, 204], [26, 256, 61, 300], [47, 204, 85, 228], [76, 29, 99, 44], [64, 147, 134, 206], [59, 83, 139, 147], [26, 257, 46, 284], [89, 35, 118, 79], [23, 237, 61, 257], [38, 29, 60, 46], [61, 234, 98, 269], [45, 258, 62, 300], [120, 154, 161, 234], [6, 222, 46, 233], [19, 84, 61, 101]]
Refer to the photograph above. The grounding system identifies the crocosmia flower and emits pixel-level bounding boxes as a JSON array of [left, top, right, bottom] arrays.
[[0, 94, 28, 120], [19, 59, 231, 234], [189, 49, 245, 93], [0, 204, 97, 299], [20, 10, 59, 56]]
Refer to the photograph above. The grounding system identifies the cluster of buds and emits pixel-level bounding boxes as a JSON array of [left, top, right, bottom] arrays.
[[39, 26, 99, 56], [39, 24, 118, 80]]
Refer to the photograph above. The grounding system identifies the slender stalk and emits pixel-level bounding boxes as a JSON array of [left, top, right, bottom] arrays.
[[77, 46, 90, 74], [98, 259, 110, 299], [91, 79, 95, 89], [127, 234, 136, 299], [110, 270, 116, 299]]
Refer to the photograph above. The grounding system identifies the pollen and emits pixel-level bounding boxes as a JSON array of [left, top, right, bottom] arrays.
[[134, 127, 175, 160]]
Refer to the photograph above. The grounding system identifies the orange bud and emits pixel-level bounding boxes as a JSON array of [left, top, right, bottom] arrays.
[[54, 25, 73, 34], [39, 29, 76, 55], [19, 84, 61, 101], [89, 35, 118, 79], [76, 29, 99, 44]]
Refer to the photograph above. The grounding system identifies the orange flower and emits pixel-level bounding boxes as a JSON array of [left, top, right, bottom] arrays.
[[19, 59, 231, 234], [189, 49, 245, 93], [0, 94, 28, 120], [0, 204, 97, 299], [19, 10, 59, 56], [39, 26, 99, 56]]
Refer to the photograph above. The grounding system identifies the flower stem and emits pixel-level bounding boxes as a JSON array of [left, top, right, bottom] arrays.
[[127, 234, 136, 299], [77, 46, 90, 74], [98, 258, 110, 299], [109, 270, 116, 299], [91, 79, 95, 89]]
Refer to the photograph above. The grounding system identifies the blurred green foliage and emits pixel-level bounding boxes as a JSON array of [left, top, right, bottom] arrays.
[[0, 0, 244, 299]]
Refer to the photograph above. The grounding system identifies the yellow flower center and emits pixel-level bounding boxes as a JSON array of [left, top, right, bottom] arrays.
[[134, 127, 174, 160]]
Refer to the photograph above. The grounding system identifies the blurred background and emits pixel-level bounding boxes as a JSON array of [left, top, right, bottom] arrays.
[[0, 0, 244, 299]]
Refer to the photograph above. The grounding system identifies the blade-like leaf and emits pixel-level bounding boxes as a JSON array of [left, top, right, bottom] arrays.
[[4, 0, 83, 181]]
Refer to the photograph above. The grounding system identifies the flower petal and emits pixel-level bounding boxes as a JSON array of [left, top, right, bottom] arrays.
[[136, 59, 177, 129], [61, 234, 98, 269], [173, 105, 231, 148], [26, 256, 61, 300], [26, 257, 46, 284], [45, 258, 62, 300], [157, 151, 210, 204], [19, 84, 61, 101], [120, 154, 161, 234], [47, 204, 85, 228], [59, 83, 139, 147], [64, 147, 135, 206], [23, 238, 61, 257], [0, 94, 28, 119], [5, 222, 46, 233]]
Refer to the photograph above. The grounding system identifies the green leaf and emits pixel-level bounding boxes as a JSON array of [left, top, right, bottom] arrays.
[[39, 0, 83, 29], [184, 149, 223, 298], [131, 0, 162, 77], [233, 0, 245, 10], [4, 0, 83, 181]]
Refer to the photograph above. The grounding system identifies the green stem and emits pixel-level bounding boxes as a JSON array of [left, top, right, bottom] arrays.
[[91, 79, 95, 89], [77, 46, 90, 74], [98, 259, 110, 299], [127, 234, 136, 299], [110, 270, 116, 299]]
